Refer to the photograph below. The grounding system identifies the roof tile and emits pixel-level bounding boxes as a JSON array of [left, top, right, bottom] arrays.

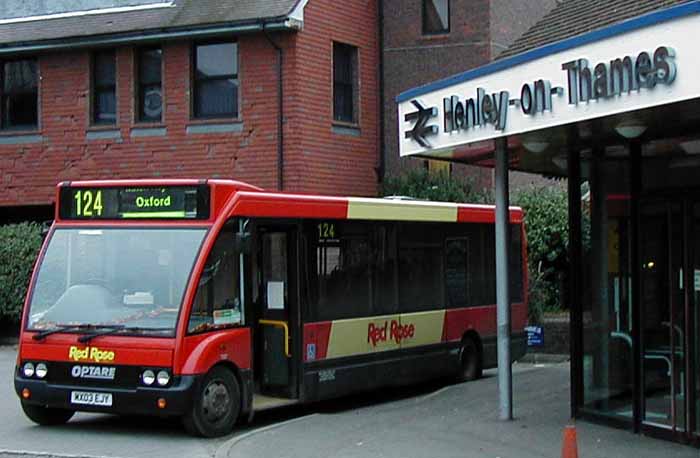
[[498, 0, 692, 59], [0, 0, 300, 49]]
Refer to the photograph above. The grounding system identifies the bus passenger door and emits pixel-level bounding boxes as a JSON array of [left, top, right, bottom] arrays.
[[256, 226, 298, 399]]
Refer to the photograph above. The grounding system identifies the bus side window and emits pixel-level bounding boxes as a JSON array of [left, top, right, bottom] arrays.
[[188, 222, 243, 333], [445, 238, 469, 309], [398, 222, 443, 313], [476, 224, 497, 306], [510, 224, 524, 303], [307, 220, 371, 321], [372, 224, 398, 315], [468, 223, 521, 306]]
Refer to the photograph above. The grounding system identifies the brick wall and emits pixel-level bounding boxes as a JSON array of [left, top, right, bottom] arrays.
[[539, 315, 570, 355], [0, 0, 380, 216], [285, 0, 379, 196], [1, 38, 279, 209], [381, 0, 557, 194], [382, 0, 494, 185]]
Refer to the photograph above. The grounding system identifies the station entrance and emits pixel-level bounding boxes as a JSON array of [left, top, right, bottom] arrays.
[[568, 103, 700, 443], [638, 198, 697, 433], [582, 180, 700, 440], [395, 2, 700, 446]]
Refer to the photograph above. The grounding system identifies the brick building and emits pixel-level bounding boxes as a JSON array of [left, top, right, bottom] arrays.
[[0, 0, 556, 223], [380, 0, 557, 189], [0, 0, 379, 222]]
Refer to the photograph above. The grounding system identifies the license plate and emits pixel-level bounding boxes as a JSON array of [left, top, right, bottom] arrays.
[[70, 391, 113, 407]]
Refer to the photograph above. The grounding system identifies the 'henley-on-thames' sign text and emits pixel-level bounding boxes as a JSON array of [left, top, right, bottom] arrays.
[[403, 46, 677, 148]]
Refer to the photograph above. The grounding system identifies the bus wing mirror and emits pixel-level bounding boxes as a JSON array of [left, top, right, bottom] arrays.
[[234, 232, 251, 254], [41, 221, 53, 238]]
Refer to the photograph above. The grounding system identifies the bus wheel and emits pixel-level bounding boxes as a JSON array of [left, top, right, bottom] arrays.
[[457, 337, 482, 382], [184, 366, 241, 438], [21, 402, 74, 425]]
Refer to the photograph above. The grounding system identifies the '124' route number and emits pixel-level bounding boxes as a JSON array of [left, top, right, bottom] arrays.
[[74, 190, 104, 217]]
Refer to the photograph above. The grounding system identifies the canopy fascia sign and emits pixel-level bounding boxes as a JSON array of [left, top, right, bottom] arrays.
[[397, 1, 700, 158]]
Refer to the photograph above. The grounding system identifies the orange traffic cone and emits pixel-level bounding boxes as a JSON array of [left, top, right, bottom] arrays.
[[561, 423, 579, 458]]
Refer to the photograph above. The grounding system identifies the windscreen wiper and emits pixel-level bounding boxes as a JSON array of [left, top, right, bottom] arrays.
[[77, 325, 126, 344], [123, 326, 173, 332], [32, 324, 94, 341], [77, 325, 173, 344]]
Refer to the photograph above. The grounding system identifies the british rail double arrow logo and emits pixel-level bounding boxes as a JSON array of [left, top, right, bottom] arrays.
[[404, 100, 438, 148]]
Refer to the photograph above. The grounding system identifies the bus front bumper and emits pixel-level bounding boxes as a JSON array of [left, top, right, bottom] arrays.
[[14, 373, 198, 417]]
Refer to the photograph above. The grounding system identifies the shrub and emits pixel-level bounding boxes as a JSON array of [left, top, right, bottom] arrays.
[[381, 169, 492, 204], [0, 222, 44, 324], [513, 186, 571, 320]]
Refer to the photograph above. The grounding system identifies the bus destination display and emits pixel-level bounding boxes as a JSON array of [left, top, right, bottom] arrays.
[[59, 185, 210, 220]]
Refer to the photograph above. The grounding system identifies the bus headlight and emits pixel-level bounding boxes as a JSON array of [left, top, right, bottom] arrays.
[[35, 363, 48, 379], [23, 362, 35, 378], [156, 370, 170, 386], [141, 370, 155, 386]]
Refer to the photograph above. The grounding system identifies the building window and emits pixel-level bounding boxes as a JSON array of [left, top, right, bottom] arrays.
[[193, 42, 238, 119], [333, 42, 358, 124], [1, 59, 38, 130], [136, 47, 163, 123], [92, 50, 116, 124], [423, 0, 450, 34]]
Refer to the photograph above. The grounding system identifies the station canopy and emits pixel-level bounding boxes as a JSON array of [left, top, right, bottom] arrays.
[[397, 1, 700, 177]]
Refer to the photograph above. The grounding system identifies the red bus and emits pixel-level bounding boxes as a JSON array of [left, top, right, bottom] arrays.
[[15, 179, 528, 437]]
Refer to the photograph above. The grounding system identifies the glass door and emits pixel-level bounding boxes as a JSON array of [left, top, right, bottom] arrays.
[[639, 202, 687, 433], [255, 226, 298, 399], [691, 203, 700, 438]]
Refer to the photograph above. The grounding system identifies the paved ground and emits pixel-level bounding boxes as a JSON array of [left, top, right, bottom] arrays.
[[1, 345, 697, 458], [219, 363, 698, 458], [0, 344, 225, 458]]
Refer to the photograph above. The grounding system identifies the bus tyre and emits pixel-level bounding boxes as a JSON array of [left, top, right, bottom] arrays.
[[457, 337, 482, 382], [21, 402, 74, 426], [184, 366, 241, 438]]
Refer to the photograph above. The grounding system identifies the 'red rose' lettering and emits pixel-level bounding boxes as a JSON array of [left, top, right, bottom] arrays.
[[389, 320, 416, 344], [367, 323, 376, 345], [367, 322, 388, 346], [390, 320, 400, 344], [368, 320, 414, 346]]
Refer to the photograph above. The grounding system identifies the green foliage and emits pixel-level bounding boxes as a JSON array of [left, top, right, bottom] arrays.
[[513, 186, 569, 270], [513, 186, 572, 321], [381, 169, 492, 204], [0, 222, 44, 324]]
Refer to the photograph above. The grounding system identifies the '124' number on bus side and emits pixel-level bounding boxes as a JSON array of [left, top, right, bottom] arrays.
[[318, 222, 336, 240]]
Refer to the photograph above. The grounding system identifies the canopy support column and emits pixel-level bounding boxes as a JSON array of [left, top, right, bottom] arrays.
[[567, 129, 583, 418], [495, 136, 513, 421]]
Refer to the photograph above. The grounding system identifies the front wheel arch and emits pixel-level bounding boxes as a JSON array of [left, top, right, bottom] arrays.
[[183, 365, 242, 437], [208, 361, 251, 420]]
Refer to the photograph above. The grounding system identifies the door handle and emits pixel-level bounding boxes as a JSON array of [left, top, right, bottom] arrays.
[[259, 319, 291, 357]]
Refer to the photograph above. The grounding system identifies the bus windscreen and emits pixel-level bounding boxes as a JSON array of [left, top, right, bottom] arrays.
[[58, 185, 210, 220], [26, 227, 207, 335]]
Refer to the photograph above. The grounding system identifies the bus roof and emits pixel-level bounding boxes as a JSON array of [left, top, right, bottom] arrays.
[[55, 179, 523, 224], [228, 191, 523, 224], [57, 178, 261, 190]]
